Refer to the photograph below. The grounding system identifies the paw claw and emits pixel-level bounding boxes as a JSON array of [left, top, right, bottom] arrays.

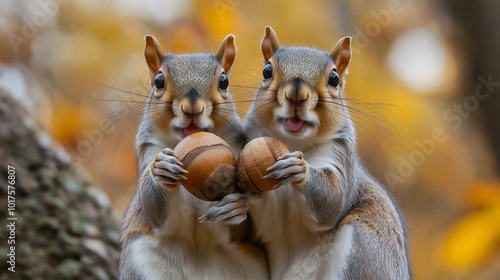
[[162, 148, 178, 157], [198, 214, 209, 223]]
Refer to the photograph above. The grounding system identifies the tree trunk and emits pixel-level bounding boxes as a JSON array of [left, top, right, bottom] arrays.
[[443, 0, 500, 175], [0, 88, 120, 279]]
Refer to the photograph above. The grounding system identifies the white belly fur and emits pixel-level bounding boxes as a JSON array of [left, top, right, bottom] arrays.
[[249, 186, 353, 280], [130, 187, 268, 280]]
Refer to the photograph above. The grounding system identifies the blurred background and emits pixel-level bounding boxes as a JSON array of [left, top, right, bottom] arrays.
[[1, 0, 500, 279]]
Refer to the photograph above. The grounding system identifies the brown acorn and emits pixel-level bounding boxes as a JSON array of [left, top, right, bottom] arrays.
[[237, 137, 289, 193], [174, 132, 236, 201]]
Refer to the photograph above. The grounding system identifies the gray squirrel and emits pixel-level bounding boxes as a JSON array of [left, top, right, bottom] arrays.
[[239, 26, 411, 279], [119, 35, 268, 280]]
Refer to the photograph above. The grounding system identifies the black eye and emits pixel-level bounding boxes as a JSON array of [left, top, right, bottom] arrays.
[[328, 70, 339, 88], [263, 63, 273, 79], [154, 72, 165, 89], [219, 73, 229, 90]]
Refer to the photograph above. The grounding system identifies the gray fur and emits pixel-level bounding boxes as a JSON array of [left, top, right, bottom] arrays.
[[244, 42, 411, 279], [164, 54, 219, 101], [273, 47, 331, 85], [120, 48, 268, 279]]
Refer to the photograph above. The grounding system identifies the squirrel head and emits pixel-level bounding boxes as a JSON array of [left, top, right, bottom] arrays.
[[143, 35, 237, 141], [253, 26, 352, 143]]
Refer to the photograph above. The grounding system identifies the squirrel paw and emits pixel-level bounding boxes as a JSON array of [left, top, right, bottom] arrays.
[[151, 148, 188, 189], [199, 193, 249, 225], [264, 151, 309, 187]]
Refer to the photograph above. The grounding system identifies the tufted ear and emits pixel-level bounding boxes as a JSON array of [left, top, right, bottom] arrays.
[[261, 26, 280, 63], [215, 34, 236, 73], [331, 36, 352, 76], [144, 35, 165, 81]]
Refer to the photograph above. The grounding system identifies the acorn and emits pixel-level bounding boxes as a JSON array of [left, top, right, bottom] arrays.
[[174, 132, 236, 201], [237, 137, 289, 193]]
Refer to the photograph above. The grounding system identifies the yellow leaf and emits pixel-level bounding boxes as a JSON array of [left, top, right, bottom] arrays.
[[439, 203, 500, 270], [195, 0, 242, 41]]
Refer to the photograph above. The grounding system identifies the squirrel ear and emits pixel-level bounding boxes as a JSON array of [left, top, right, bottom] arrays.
[[216, 34, 236, 73], [261, 26, 280, 62], [331, 36, 352, 76], [144, 35, 165, 78]]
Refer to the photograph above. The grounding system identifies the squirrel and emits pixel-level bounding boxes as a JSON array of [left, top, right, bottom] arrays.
[[241, 27, 411, 279], [119, 35, 268, 280]]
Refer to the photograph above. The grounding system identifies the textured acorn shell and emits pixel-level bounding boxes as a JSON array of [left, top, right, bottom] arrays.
[[237, 137, 289, 193], [174, 132, 236, 201]]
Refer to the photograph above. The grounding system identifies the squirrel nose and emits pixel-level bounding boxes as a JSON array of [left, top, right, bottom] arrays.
[[285, 78, 308, 106], [180, 88, 205, 117], [181, 101, 204, 117]]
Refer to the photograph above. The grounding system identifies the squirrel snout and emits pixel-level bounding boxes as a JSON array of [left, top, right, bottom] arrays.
[[180, 98, 205, 117], [285, 95, 307, 106], [285, 78, 309, 106], [180, 88, 205, 117]]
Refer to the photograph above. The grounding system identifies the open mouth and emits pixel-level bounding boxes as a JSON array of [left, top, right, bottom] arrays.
[[279, 116, 313, 133], [183, 123, 202, 137], [287, 116, 304, 132]]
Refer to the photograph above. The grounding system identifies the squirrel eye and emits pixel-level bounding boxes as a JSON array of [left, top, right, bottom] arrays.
[[154, 72, 165, 90], [263, 63, 273, 79], [219, 73, 229, 90], [328, 70, 339, 88]]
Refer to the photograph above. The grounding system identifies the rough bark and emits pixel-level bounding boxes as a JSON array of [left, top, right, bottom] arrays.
[[0, 88, 120, 279]]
